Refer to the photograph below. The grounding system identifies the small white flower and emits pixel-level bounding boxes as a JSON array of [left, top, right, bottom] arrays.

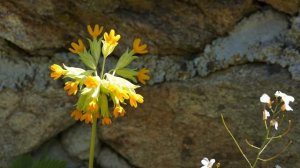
[[275, 165, 281, 168], [201, 157, 215, 168], [263, 109, 270, 120], [270, 119, 278, 130], [274, 91, 294, 111], [260, 94, 271, 104]]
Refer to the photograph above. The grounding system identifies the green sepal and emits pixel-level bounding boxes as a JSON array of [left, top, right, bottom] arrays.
[[100, 93, 110, 117], [115, 49, 138, 70], [115, 68, 138, 83], [79, 49, 96, 70], [100, 85, 109, 95], [87, 37, 102, 65], [76, 93, 89, 112]]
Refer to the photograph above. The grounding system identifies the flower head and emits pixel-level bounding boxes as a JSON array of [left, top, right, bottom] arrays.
[[70, 109, 82, 120], [102, 117, 112, 125], [275, 91, 294, 111], [87, 99, 99, 112], [201, 157, 215, 168], [137, 68, 150, 85], [260, 94, 271, 104], [84, 76, 100, 88], [270, 119, 279, 130], [263, 109, 270, 120], [129, 93, 144, 108], [133, 38, 148, 54], [87, 24, 103, 39], [113, 105, 126, 118], [50, 64, 65, 80], [69, 39, 85, 54], [80, 112, 93, 124], [102, 29, 121, 57], [64, 81, 79, 96]]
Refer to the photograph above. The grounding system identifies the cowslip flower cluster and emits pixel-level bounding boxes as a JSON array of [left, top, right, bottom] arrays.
[[50, 24, 150, 125], [260, 91, 294, 130]]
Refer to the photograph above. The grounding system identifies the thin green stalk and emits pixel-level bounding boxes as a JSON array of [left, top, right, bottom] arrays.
[[252, 121, 271, 168], [221, 114, 253, 168], [89, 116, 97, 168], [100, 57, 107, 79]]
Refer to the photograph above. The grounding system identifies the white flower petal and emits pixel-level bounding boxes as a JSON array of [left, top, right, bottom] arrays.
[[285, 104, 293, 111], [275, 165, 282, 168], [263, 110, 270, 120], [275, 91, 283, 97], [201, 158, 209, 166], [260, 94, 270, 103], [270, 119, 278, 130], [209, 159, 216, 166]]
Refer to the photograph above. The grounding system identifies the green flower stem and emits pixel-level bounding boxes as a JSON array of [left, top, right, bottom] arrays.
[[100, 57, 107, 79], [221, 114, 253, 168], [89, 116, 97, 168]]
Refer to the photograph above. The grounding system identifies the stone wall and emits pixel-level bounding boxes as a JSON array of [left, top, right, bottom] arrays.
[[0, 0, 300, 168]]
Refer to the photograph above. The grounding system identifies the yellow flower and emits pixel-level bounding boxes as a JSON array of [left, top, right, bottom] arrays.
[[129, 93, 144, 108], [84, 76, 99, 88], [108, 84, 129, 103], [87, 24, 103, 39], [69, 39, 85, 54], [113, 105, 126, 118], [80, 112, 93, 124], [102, 117, 112, 125], [87, 99, 99, 112], [71, 109, 82, 120], [50, 64, 65, 80], [137, 68, 150, 85], [64, 81, 79, 96], [133, 38, 148, 54], [102, 29, 121, 57]]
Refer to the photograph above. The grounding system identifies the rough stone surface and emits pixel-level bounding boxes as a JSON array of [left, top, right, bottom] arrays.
[[99, 65, 300, 168], [195, 10, 300, 81], [96, 146, 133, 168], [258, 0, 300, 15], [0, 88, 75, 167], [1, 1, 300, 168], [32, 139, 83, 168], [61, 123, 100, 160], [0, 51, 76, 167], [0, 0, 256, 56]]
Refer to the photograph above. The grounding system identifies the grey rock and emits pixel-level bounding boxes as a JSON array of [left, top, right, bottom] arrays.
[[0, 0, 257, 56], [196, 10, 288, 75], [100, 64, 300, 168], [32, 139, 83, 168], [61, 123, 100, 160], [258, 0, 300, 15], [96, 146, 132, 168]]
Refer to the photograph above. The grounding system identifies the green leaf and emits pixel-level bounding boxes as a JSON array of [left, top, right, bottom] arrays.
[[79, 49, 96, 70], [31, 159, 66, 168], [88, 37, 102, 65], [115, 49, 138, 70], [10, 154, 33, 168], [115, 68, 138, 83]]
